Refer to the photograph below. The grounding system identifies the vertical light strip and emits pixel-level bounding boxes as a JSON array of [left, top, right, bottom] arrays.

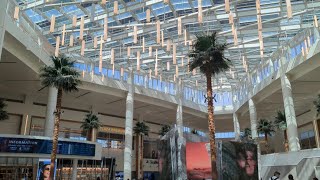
[[142, 37, 145, 53], [257, 14, 262, 31], [146, 9, 151, 23], [225, 0, 230, 13], [155, 49, 158, 76], [69, 35, 74, 47], [121, 67, 124, 77], [228, 12, 233, 24], [79, 16, 84, 40], [161, 30, 164, 47], [192, 69, 196, 75], [94, 37, 98, 48], [99, 55, 102, 72], [156, 20, 160, 44], [112, 63, 115, 76], [111, 48, 115, 64], [137, 51, 140, 71], [167, 39, 171, 51], [181, 57, 184, 66], [149, 69, 152, 79], [104, 17, 108, 41], [114, 1, 118, 15], [50, 15, 55, 33], [175, 65, 179, 77], [55, 36, 60, 57], [173, 75, 176, 82], [314, 15, 318, 28], [100, 36, 103, 56], [187, 57, 190, 71], [133, 26, 138, 44], [198, 0, 202, 23], [127, 47, 131, 57], [101, 0, 107, 5], [167, 61, 170, 71], [81, 40, 85, 56], [61, 24, 66, 46], [173, 43, 176, 64], [72, 15, 77, 27], [178, 17, 182, 35], [149, 46, 153, 57], [184, 29, 187, 46], [307, 36, 311, 47], [286, 0, 292, 19], [256, 0, 261, 14], [14, 6, 19, 20]]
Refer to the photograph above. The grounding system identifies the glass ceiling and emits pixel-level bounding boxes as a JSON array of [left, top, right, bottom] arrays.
[[17, 0, 320, 91]]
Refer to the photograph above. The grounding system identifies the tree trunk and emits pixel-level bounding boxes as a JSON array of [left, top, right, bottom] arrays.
[[91, 128, 97, 142], [135, 134, 140, 180], [140, 135, 144, 180], [284, 129, 289, 152], [264, 132, 268, 142], [49, 88, 63, 179], [206, 73, 217, 179], [87, 129, 92, 141]]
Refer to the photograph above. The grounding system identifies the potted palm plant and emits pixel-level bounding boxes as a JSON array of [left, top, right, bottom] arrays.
[[159, 125, 171, 137], [257, 119, 275, 153], [0, 99, 9, 121], [81, 112, 101, 142], [188, 32, 231, 178], [241, 128, 252, 142], [314, 94, 320, 117], [274, 110, 289, 152], [133, 122, 149, 180], [39, 55, 80, 179]]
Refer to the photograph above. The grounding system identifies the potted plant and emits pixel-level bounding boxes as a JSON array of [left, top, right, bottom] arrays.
[[257, 119, 275, 153], [159, 125, 171, 137], [81, 112, 101, 142], [274, 110, 288, 152], [0, 99, 9, 121], [133, 122, 149, 180], [241, 128, 252, 142]]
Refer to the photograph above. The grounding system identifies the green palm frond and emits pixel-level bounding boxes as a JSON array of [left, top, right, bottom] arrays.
[[314, 94, 320, 117], [0, 99, 9, 121], [40, 55, 81, 92], [81, 112, 101, 131], [159, 125, 171, 136], [274, 110, 287, 131], [241, 128, 252, 139], [257, 119, 275, 137], [134, 122, 149, 136], [188, 32, 231, 76]]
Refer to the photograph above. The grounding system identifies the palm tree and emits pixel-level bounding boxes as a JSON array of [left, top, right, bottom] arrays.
[[159, 125, 171, 136], [188, 32, 231, 178], [40, 55, 80, 179], [257, 119, 275, 153], [274, 110, 288, 152], [314, 94, 320, 117], [0, 99, 9, 121], [241, 128, 252, 142], [133, 122, 149, 180], [81, 112, 101, 142]]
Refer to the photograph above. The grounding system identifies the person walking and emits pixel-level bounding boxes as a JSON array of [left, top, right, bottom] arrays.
[[288, 174, 294, 180], [270, 171, 281, 180]]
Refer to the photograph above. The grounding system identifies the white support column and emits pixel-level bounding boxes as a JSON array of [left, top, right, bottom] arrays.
[[20, 95, 33, 135], [233, 112, 241, 141], [176, 78, 183, 137], [44, 86, 58, 137], [124, 67, 134, 180], [249, 99, 258, 139], [0, 0, 8, 61], [313, 117, 320, 148], [71, 159, 78, 180], [280, 74, 300, 151]]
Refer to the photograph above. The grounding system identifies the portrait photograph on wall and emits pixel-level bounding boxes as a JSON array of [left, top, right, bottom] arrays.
[[218, 141, 258, 180], [37, 159, 56, 180]]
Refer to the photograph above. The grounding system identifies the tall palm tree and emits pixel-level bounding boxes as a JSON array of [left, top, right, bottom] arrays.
[[274, 110, 288, 151], [257, 119, 275, 153], [133, 122, 149, 180], [81, 112, 101, 142], [0, 99, 9, 121], [188, 32, 231, 178], [314, 94, 320, 117], [40, 55, 80, 179], [159, 125, 171, 137]]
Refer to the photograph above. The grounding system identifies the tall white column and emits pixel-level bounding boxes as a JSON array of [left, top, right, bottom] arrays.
[[44, 86, 58, 137], [176, 79, 183, 137], [0, 0, 8, 61], [20, 95, 33, 135], [71, 159, 78, 180], [233, 112, 241, 141], [249, 99, 258, 139], [280, 74, 300, 151], [124, 67, 134, 180]]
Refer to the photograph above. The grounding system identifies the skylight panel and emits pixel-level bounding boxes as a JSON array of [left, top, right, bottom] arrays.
[[44, 9, 63, 18]]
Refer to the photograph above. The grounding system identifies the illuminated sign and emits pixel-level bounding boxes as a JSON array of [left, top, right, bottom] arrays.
[[100, 126, 125, 134]]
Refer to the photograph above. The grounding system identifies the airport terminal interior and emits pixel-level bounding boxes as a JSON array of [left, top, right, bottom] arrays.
[[0, 0, 320, 179]]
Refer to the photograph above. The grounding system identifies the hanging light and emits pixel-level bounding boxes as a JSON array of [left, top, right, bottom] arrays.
[[256, 0, 261, 14], [161, 30, 164, 47], [55, 36, 60, 57], [114, 1, 118, 15], [156, 20, 160, 44], [72, 15, 77, 27], [14, 6, 19, 20], [149, 46, 153, 57], [257, 14, 262, 31], [174, 75, 176, 82], [112, 63, 115, 76], [184, 29, 187, 46], [192, 69, 196, 75], [99, 55, 103, 72], [301, 47, 305, 57], [146, 9, 151, 23], [101, 0, 107, 5], [286, 0, 292, 19], [228, 12, 233, 24], [104, 17, 108, 41], [100, 36, 103, 56], [155, 49, 158, 76], [82, 70, 85, 78], [121, 67, 124, 77], [81, 40, 85, 56], [133, 26, 137, 44], [50, 15, 55, 33], [142, 37, 145, 53], [167, 61, 170, 71], [178, 17, 182, 36], [176, 65, 179, 77], [167, 39, 171, 51], [69, 35, 74, 47], [149, 69, 152, 79], [164, 0, 169, 4], [111, 48, 115, 64], [314, 15, 318, 28], [61, 24, 66, 46], [198, 0, 203, 23], [127, 47, 131, 57], [94, 37, 98, 48], [225, 0, 230, 13], [181, 57, 184, 66], [79, 16, 84, 40], [196, 80, 198, 87], [137, 51, 140, 71], [173, 43, 176, 64], [307, 36, 311, 47]]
